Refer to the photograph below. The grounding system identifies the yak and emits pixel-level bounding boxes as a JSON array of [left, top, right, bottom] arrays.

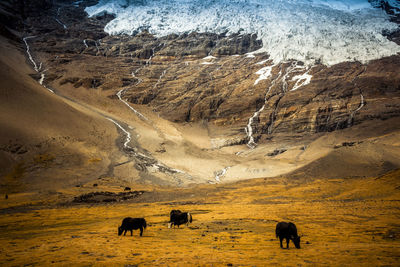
[[275, 221, 301, 249], [168, 210, 192, 228], [118, 217, 147, 236]]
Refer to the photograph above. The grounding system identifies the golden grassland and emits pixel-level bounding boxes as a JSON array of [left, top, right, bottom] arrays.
[[0, 170, 399, 266]]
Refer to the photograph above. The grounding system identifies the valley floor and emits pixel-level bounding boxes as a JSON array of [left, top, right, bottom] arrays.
[[1, 170, 399, 266]]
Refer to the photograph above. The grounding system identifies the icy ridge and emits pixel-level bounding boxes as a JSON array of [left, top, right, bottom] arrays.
[[85, 0, 399, 66]]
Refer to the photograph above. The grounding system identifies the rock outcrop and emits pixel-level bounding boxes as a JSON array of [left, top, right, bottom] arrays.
[[2, 0, 400, 149]]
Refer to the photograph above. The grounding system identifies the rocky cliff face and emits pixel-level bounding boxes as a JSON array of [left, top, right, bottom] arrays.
[[2, 0, 400, 149]]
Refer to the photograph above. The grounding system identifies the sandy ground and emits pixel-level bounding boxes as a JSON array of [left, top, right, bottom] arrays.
[[0, 170, 399, 266]]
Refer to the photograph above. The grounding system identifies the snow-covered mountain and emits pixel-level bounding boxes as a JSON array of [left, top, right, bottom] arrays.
[[0, 0, 400, 188], [85, 0, 400, 65]]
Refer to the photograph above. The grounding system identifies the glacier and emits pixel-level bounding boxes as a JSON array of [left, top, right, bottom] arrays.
[[85, 0, 400, 65]]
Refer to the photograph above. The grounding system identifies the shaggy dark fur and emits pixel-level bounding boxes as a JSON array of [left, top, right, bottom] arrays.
[[118, 217, 147, 236], [168, 210, 192, 228], [275, 222, 301, 249]]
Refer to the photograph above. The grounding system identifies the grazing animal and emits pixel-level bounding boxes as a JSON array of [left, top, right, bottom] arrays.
[[124, 187, 131, 191], [275, 222, 301, 249], [168, 210, 192, 228], [118, 217, 147, 236]]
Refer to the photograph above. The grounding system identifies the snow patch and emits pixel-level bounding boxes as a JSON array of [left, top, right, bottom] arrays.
[[153, 69, 167, 89], [117, 88, 148, 121], [39, 73, 45, 85], [201, 61, 214, 65], [106, 118, 132, 149], [347, 93, 365, 127], [246, 64, 282, 148], [23, 37, 54, 93], [203, 55, 217, 60], [214, 167, 230, 182], [38, 73, 55, 93], [246, 53, 256, 58], [291, 69, 313, 91], [74, 0, 84, 7], [23, 37, 40, 72], [55, 7, 67, 29], [254, 64, 275, 86], [256, 59, 270, 65]]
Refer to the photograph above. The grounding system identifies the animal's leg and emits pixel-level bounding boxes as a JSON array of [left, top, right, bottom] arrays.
[[140, 227, 143, 236], [286, 238, 290, 249], [123, 230, 127, 236], [130, 230, 133, 236], [279, 237, 283, 248]]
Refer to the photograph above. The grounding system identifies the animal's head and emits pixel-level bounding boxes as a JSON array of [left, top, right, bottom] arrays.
[[118, 226, 123, 236], [293, 236, 301, 249]]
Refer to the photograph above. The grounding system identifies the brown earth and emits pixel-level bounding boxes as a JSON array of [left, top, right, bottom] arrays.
[[0, 35, 121, 192]]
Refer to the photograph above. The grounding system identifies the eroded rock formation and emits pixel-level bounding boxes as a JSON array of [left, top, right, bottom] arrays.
[[1, 0, 400, 149]]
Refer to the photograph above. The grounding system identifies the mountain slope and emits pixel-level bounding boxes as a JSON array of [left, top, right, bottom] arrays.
[[0, 36, 119, 192], [0, 0, 399, 190]]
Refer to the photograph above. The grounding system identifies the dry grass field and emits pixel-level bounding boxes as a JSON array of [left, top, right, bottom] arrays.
[[1, 170, 399, 266]]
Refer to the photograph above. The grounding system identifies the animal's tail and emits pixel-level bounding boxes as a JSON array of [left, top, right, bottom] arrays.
[[143, 219, 147, 229], [188, 212, 192, 223]]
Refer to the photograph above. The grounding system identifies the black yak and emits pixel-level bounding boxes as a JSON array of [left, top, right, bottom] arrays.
[[118, 217, 147, 236], [168, 210, 192, 228], [275, 222, 301, 249]]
